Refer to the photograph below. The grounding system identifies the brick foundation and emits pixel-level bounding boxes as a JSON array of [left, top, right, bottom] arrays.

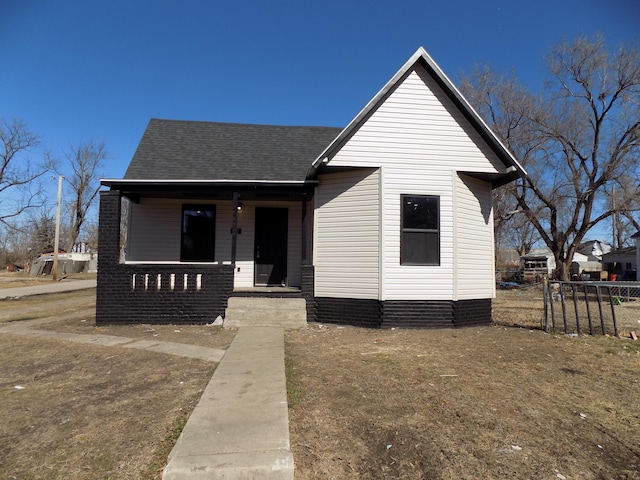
[[315, 297, 381, 328], [301, 265, 316, 323], [314, 297, 492, 329]]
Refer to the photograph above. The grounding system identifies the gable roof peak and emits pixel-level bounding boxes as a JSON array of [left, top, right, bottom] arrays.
[[311, 46, 526, 187]]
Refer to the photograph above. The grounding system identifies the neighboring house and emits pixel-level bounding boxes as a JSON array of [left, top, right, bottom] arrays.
[[97, 47, 525, 328], [570, 239, 610, 279], [602, 246, 636, 281], [576, 239, 612, 260]]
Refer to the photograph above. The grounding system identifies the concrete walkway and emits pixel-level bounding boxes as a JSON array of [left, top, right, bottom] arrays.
[[163, 326, 293, 479], [0, 306, 294, 479], [0, 279, 97, 299], [0, 317, 226, 363]]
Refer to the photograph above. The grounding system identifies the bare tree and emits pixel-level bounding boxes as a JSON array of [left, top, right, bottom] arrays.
[[0, 118, 51, 225], [608, 173, 640, 248], [0, 220, 33, 268], [461, 35, 640, 279], [61, 139, 108, 252]]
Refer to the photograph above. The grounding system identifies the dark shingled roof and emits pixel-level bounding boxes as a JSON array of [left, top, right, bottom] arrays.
[[124, 119, 342, 182]]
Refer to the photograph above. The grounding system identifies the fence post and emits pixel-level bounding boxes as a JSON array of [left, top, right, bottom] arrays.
[[550, 281, 557, 332], [584, 284, 594, 336], [571, 284, 581, 335], [543, 277, 549, 332], [607, 286, 619, 337], [560, 283, 569, 334], [596, 286, 606, 335]]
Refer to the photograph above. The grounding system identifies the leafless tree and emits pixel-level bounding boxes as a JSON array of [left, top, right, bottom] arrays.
[[461, 35, 640, 280], [607, 173, 640, 248], [61, 139, 108, 252], [0, 118, 51, 225]]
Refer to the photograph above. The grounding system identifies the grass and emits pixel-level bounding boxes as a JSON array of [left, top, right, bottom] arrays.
[[286, 289, 640, 480], [284, 351, 304, 408], [0, 289, 233, 480], [142, 398, 194, 479], [2, 282, 639, 479]]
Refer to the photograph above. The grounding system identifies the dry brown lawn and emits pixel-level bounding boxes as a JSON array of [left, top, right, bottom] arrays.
[[0, 288, 233, 480], [0, 271, 96, 289], [287, 287, 640, 479], [2, 283, 639, 479]]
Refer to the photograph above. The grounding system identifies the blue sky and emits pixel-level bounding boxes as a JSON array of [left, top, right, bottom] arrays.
[[1, 0, 638, 194]]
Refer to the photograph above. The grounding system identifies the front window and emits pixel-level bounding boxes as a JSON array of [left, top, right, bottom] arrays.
[[401, 195, 439, 265], [181, 205, 216, 261]]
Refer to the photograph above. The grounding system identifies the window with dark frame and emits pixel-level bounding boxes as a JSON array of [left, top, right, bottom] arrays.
[[401, 195, 440, 265], [181, 205, 216, 262]]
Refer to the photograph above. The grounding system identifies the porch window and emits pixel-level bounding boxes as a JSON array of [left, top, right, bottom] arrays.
[[181, 205, 216, 262], [401, 195, 439, 265]]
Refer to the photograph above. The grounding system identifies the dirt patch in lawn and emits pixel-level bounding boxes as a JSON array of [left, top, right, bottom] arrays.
[[0, 290, 235, 479], [286, 290, 640, 480]]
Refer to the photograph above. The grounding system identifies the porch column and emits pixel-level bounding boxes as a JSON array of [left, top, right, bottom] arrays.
[[301, 193, 308, 265], [231, 191, 239, 265], [98, 190, 122, 267], [96, 189, 122, 325]]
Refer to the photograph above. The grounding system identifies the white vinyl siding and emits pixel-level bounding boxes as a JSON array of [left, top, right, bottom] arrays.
[[126, 199, 302, 287], [127, 199, 181, 261], [127, 198, 228, 263], [329, 68, 505, 172], [382, 185, 454, 300], [325, 65, 503, 301], [314, 168, 380, 299], [454, 174, 495, 299]]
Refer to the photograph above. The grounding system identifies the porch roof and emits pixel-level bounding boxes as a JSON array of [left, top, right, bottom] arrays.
[[99, 178, 317, 201], [123, 119, 342, 182]]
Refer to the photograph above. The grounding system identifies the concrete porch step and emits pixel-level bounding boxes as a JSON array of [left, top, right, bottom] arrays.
[[224, 297, 307, 329]]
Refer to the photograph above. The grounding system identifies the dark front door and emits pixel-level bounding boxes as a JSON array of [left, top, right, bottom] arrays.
[[254, 207, 288, 286]]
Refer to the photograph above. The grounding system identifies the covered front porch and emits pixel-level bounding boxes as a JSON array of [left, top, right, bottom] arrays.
[[96, 181, 316, 325]]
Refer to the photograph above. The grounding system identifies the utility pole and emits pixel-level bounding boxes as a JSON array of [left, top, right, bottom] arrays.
[[52, 175, 63, 281], [612, 189, 618, 250]]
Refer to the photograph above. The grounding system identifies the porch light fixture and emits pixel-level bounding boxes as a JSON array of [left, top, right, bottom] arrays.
[[236, 202, 243, 212]]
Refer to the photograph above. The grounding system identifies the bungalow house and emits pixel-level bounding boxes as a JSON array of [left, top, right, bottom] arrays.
[[97, 47, 525, 328]]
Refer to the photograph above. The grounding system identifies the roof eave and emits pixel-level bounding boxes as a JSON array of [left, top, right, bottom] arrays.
[[101, 178, 318, 188]]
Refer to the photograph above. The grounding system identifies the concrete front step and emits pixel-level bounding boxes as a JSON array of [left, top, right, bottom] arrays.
[[224, 297, 307, 329]]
